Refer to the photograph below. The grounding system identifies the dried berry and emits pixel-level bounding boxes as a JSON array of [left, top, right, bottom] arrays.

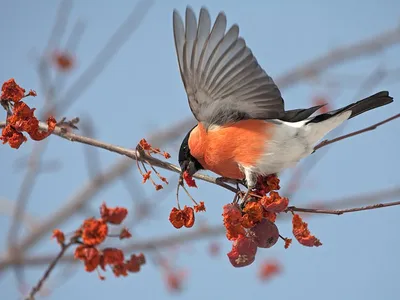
[[248, 218, 279, 248]]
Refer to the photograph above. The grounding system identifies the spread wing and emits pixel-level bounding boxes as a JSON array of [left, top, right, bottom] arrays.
[[173, 6, 285, 126]]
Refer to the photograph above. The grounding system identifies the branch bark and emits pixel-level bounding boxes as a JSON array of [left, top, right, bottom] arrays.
[[287, 200, 400, 215], [2, 185, 399, 270], [24, 241, 74, 300], [1, 112, 398, 191], [0, 119, 195, 263], [313, 113, 400, 151]]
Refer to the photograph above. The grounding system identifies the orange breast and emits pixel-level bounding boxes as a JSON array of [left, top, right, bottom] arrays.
[[188, 120, 273, 179]]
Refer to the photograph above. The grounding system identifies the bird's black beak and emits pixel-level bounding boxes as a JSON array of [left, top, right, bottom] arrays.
[[186, 161, 198, 177], [179, 160, 198, 178]]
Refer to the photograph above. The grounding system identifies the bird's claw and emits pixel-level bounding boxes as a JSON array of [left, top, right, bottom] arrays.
[[234, 189, 253, 209]]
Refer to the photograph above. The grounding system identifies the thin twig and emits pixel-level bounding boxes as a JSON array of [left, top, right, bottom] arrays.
[[1, 112, 397, 194], [44, 0, 73, 52], [323, 186, 400, 210], [52, 0, 155, 114], [0, 110, 397, 265], [310, 67, 400, 89], [38, 0, 73, 107], [313, 113, 400, 151], [0, 119, 239, 193], [287, 200, 400, 215], [0, 198, 38, 229], [7, 143, 48, 247], [283, 65, 388, 199], [7, 226, 226, 268], [25, 241, 74, 300], [54, 20, 86, 94], [2, 185, 399, 269], [276, 25, 400, 88], [0, 119, 195, 262], [279, 186, 400, 221], [10, 0, 74, 289]]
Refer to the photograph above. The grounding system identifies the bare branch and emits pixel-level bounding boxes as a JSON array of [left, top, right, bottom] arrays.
[[24, 241, 75, 300], [38, 0, 73, 107], [45, 0, 73, 51], [313, 113, 400, 151], [7, 143, 48, 247], [282, 65, 390, 199], [52, 0, 155, 114], [309, 67, 400, 89], [279, 186, 400, 222], [3, 226, 225, 268], [276, 25, 400, 88], [0, 118, 194, 263], [0, 198, 38, 229], [2, 112, 397, 193], [2, 186, 399, 270], [52, 20, 86, 95], [287, 200, 400, 215], [0, 111, 397, 263], [323, 186, 400, 210]]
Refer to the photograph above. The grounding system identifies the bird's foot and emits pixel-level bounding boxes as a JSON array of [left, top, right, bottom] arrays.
[[234, 188, 255, 209]]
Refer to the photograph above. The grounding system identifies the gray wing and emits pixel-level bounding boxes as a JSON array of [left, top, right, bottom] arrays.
[[173, 6, 285, 126]]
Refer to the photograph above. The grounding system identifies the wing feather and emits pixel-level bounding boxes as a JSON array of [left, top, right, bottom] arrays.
[[208, 39, 246, 93], [192, 8, 211, 86], [173, 7, 285, 125], [199, 12, 227, 87], [184, 8, 197, 89], [203, 25, 239, 90]]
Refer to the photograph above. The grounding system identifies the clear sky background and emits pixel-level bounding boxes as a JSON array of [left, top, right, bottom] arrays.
[[1, 0, 400, 299]]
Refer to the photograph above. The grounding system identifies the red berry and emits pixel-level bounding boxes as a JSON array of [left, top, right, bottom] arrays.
[[234, 235, 258, 256], [227, 235, 257, 268], [227, 249, 255, 268], [248, 218, 279, 248]]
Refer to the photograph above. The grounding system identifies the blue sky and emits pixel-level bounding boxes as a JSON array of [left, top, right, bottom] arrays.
[[1, 0, 400, 299]]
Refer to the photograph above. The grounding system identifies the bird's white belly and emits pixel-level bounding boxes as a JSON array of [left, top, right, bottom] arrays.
[[244, 112, 351, 176], [251, 123, 312, 175]]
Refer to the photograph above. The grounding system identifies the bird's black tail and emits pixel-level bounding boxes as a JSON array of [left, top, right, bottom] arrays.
[[307, 91, 393, 124]]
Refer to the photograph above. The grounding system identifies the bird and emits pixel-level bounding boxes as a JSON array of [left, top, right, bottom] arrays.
[[173, 6, 393, 200]]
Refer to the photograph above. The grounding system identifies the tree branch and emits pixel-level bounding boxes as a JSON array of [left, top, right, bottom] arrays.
[[287, 200, 400, 215], [276, 25, 400, 88], [51, 0, 155, 115], [2, 186, 399, 269], [313, 113, 400, 151], [0, 110, 397, 271], [1, 112, 398, 193], [0, 198, 38, 229], [7, 143, 48, 248], [24, 241, 75, 300], [0, 119, 194, 262]]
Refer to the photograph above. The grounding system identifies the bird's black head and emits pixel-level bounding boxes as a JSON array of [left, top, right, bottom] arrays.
[[178, 128, 203, 177]]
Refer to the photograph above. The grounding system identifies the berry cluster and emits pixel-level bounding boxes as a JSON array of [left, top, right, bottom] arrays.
[[52, 202, 145, 280], [222, 175, 321, 268]]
